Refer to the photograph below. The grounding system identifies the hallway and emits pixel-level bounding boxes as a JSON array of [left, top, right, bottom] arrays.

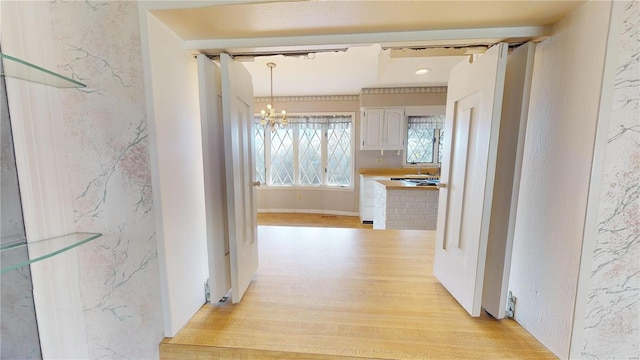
[[160, 226, 554, 359]]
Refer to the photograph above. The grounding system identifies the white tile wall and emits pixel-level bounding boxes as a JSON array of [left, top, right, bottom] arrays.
[[373, 182, 439, 230], [373, 182, 387, 229]]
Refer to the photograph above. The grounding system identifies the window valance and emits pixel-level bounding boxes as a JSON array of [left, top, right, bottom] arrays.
[[255, 115, 352, 130], [407, 115, 445, 130]]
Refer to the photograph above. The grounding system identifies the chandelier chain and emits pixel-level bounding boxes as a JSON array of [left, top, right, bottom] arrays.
[[260, 62, 287, 130], [270, 65, 274, 105]]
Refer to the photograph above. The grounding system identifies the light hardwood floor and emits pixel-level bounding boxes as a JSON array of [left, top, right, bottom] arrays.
[[160, 225, 555, 359], [258, 212, 372, 229]]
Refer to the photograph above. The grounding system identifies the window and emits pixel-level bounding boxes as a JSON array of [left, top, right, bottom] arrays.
[[255, 114, 353, 187], [406, 115, 445, 165]]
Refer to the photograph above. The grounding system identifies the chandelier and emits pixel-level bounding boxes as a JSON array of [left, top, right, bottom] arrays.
[[260, 62, 287, 130]]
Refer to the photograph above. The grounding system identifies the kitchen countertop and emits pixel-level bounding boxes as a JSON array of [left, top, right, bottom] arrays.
[[375, 180, 439, 190], [359, 167, 439, 177]]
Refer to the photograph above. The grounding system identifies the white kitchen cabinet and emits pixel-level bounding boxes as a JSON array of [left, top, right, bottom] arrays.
[[360, 108, 405, 150], [359, 175, 390, 223]]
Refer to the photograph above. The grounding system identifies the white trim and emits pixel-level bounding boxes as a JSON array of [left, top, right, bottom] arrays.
[[258, 209, 359, 217], [137, 7, 173, 338], [258, 185, 354, 192], [292, 127, 300, 183], [496, 41, 536, 319], [185, 26, 550, 53], [139, 5, 211, 337]]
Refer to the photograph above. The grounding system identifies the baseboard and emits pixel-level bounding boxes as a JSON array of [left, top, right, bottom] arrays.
[[258, 209, 359, 217]]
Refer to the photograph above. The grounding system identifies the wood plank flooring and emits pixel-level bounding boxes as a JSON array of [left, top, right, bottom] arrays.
[[258, 212, 372, 229], [161, 224, 555, 359]]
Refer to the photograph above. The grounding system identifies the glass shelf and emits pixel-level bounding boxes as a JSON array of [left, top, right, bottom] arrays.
[[1, 234, 28, 250], [0, 53, 86, 88], [1, 232, 102, 274]]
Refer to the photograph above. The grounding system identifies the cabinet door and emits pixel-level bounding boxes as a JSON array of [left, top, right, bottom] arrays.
[[360, 108, 384, 150], [383, 108, 406, 150], [359, 177, 376, 222]]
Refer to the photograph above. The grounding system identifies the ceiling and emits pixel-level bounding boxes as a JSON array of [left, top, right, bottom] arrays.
[[152, 0, 585, 97], [239, 45, 467, 96]]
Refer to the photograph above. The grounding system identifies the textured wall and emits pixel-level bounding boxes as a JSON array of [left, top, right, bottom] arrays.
[[50, 1, 163, 358], [507, 1, 611, 357], [581, 1, 639, 358]]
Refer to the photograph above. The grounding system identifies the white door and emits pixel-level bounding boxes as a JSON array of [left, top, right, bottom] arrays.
[[433, 43, 508, 316], [481, 42, 536, 319], [197, 55, 232, 302], [220, 53, 259, 303]]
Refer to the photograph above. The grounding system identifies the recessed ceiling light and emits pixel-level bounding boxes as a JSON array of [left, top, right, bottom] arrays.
[[415, 68, 431, 75]]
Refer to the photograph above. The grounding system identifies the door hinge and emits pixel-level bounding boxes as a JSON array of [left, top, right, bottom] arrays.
[[506, 291, 516, 318], [204, 279, 211, 303]]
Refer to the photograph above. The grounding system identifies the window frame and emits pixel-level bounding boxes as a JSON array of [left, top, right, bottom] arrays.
[[402, 106, 446, 168], [255, 112, 356, 190]]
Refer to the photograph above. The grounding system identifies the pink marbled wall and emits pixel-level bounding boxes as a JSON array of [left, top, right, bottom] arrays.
[[49, 1, 163, 358], [581, 1, 639, 358]]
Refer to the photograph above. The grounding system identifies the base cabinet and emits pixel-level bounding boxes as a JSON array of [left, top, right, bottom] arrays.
[[359, 175, 390, 222]]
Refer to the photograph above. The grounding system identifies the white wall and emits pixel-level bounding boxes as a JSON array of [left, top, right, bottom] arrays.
[[258, 188, 359, 215], [140, 11, 209, 336], [507, 1, 612, 358]]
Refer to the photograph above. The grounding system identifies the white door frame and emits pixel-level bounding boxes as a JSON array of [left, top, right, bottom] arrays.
[[137, 0, 545, 337]]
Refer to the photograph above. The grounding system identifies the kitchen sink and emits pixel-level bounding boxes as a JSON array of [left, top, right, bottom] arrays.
[[401, 179, 440, 186], [400, 174, 438, 179]]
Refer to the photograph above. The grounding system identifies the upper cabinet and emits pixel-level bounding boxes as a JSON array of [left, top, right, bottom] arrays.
[[360, 108, 405, 150]]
